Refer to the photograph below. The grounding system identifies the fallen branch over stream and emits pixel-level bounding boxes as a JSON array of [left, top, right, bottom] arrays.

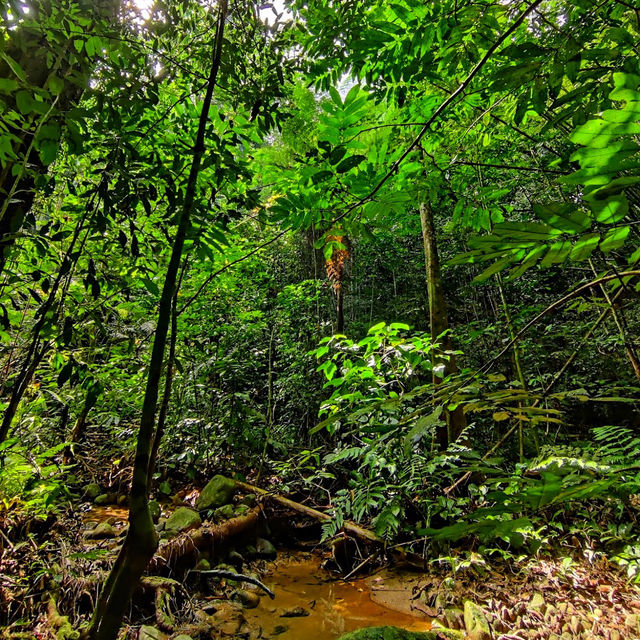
[[233, 479, 385, 544]]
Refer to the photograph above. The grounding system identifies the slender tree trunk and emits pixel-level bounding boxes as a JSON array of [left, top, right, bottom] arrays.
[[496, 275, 537, 459], [63, 383, 102, 463], [336, 283, 345, 333], [419, 202, 466, 446], [147, 291, 178, 489], [590, 261, 640, 383], [87, 5, 228, 639]]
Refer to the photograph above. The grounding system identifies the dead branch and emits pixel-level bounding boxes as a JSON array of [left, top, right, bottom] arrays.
[[187, 569, 275, 598]]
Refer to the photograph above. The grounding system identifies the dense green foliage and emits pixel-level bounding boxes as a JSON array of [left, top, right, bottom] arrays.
[[2, 0, 640, 634]]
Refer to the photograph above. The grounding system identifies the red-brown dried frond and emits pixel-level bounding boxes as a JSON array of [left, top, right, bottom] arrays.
[[325, 235, 349, 292]]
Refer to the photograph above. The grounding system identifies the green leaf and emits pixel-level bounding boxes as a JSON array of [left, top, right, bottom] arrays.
[[588, 193, 628, 224], [38, 140, 58, 166], [336, 155, 366, 173], [570, 233, 600, 261], [0, 78, 18, 93], [403, 406, 443, 455], [493, 221, 559, 241], [47, 74, 64, 96], [599, 226, 630, 254], [1, 53, 26, 82], [540, 241, 572, 268], [16, 90, 34, 114], [533, 203, 592, 234], [473, 257, 513, 282], [571, 120, 640, 148], [329, 86, 342, 108], [343, 84, 361, 106], [311, 170, 333, 185], [329, 146, 347, 165]]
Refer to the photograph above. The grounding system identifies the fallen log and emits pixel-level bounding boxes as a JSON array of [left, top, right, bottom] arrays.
[[149, 507, 261, 573], [232, 479, 384, 545]]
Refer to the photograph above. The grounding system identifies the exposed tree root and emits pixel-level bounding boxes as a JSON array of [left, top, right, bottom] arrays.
[[149, 508, 261, 573], [47, 597, 80, 640]]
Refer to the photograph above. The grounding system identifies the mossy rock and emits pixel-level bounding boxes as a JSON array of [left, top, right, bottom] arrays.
[[84, 482, 101, 500], [464, 601, 492, 640], [138, 626, 166, 640], [94, 493, 116, 505], [240, 493, 257, 507], [164, 507, 201, 537], [196, 475, 236, 511], [194, 558, 211, 571], [214, 504, 235, 520], [232, 588, 260, 608], [234, 504, 250, 517], [337, 626, 463, 640], [149, 499, 161, 523]]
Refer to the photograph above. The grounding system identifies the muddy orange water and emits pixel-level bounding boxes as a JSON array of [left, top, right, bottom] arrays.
[[243, 554, 432, 639], [82, 505, 129, 523]]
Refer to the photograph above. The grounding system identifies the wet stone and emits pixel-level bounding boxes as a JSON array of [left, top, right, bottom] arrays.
[[256, 537, 277, 559], [280, 606, 309, 618], [86, 522, 117, 539], [232, 588, 261, 609]]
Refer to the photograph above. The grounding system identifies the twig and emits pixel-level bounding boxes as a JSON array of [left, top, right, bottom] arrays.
[[342, 552, 378, 581], [188, 569, 275, 599]]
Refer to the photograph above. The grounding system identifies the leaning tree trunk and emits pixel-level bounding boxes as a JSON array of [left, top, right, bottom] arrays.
[[0, 0, 120, 274], [86, 4, 228, 640], [419, 202, 467, 447]]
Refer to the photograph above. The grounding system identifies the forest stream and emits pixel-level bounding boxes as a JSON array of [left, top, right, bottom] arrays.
[[81, 505, 434, 640]]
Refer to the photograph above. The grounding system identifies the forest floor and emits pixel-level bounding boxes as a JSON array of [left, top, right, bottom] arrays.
[[1, 479, 640, 640]]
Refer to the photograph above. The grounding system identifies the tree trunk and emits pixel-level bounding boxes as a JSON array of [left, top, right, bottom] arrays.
[[63, 383, 102, 463], [419, 202, 467, 446], [87, 4, 228, 639]]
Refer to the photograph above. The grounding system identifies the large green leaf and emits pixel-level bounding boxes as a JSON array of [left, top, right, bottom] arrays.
[[533, 203, 591, 234]]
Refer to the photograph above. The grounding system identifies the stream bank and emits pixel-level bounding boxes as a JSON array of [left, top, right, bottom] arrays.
[[4, 477, 640, 640]]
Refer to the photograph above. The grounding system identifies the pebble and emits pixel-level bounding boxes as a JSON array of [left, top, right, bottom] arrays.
[[232, 588, 260, 609], [280, 607, 309, 618], [86, 522, 117, 539]]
